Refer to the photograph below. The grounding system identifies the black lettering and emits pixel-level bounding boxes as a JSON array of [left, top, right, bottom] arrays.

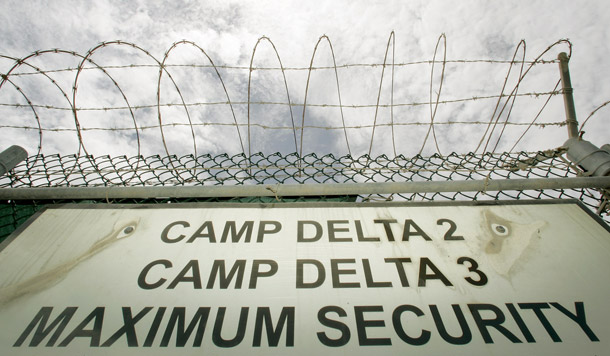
[[457, 257, 488, 286], [212, 307, 248, 348], [429, 304, 472, 344], [550, 302, 599, 342], [257, 221, 281, 242], [297, 221, 322, 242], [438, 218, 464, 240], [355, 306, 391, 346], [221, 221, 254, 243], [331, 259, 360, 288], [468, 304, 521, 344], [161, 307, 210, 347], [207, 260, 246, 289], [374, 219, 398, 241], [403, 220, 432, 241], [355, 220, 379, 242], [392, 305, 430, 345], [519, 303, 561, 342], [58, 307, 105, 347], [102, 307, 153, 347], [14, 306, 77, 347], [168, 260, 202, 289], [144, 307, 167, 347], [161, 221, 189, 243], [317, 306, 351, 347], [138, 259, 171, 290], [362, 259, 392, 287], [252, 307, 295, 347], [328, 220, 351, 242], [418, 258, 452, 287], [384, 258, 412, 287], [249, 260, 278, 289], [506, 303, 536, 343], [296, 259, 325, 288], [187, 221, 216, 243]]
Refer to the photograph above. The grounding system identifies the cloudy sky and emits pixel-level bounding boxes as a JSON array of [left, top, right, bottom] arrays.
[[0, 0, 608, 158]]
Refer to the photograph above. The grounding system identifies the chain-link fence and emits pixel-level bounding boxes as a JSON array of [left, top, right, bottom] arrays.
[[1, 37, 609, 243], [1, 149, 608, 242]]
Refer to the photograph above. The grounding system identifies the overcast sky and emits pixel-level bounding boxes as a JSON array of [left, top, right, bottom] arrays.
[[0, 0, 608, 158]]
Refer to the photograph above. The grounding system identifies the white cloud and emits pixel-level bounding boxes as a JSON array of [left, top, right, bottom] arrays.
[[0, 0, 608, 158]]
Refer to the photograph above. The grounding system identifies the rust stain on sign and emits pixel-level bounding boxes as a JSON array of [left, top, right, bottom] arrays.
[[0, 218, 139, 306], [481, 208, 546, 277]]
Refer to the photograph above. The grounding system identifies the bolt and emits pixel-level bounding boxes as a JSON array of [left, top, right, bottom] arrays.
[[495, 225, 507, 234]]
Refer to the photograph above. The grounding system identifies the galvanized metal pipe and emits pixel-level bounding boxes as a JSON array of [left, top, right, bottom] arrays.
[[558, 52, 579, 138], [0, 176, 609, 200]]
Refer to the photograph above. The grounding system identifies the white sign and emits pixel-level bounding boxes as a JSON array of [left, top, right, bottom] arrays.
[[0, 201, 608, 355]]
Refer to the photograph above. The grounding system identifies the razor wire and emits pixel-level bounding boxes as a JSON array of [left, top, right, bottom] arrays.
[[0, 36, 581, 159], [1, 35, 609, 241]]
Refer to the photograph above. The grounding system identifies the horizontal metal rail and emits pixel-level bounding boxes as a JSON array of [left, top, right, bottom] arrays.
[[0, 176, 609, 200]]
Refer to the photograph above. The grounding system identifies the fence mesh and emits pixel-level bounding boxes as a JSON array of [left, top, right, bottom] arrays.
[[1, 36, 609, 242], [1, 149, 608, 242]]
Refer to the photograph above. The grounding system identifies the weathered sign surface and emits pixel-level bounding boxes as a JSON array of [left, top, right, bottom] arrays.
[[0, 200, 608, 355]]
